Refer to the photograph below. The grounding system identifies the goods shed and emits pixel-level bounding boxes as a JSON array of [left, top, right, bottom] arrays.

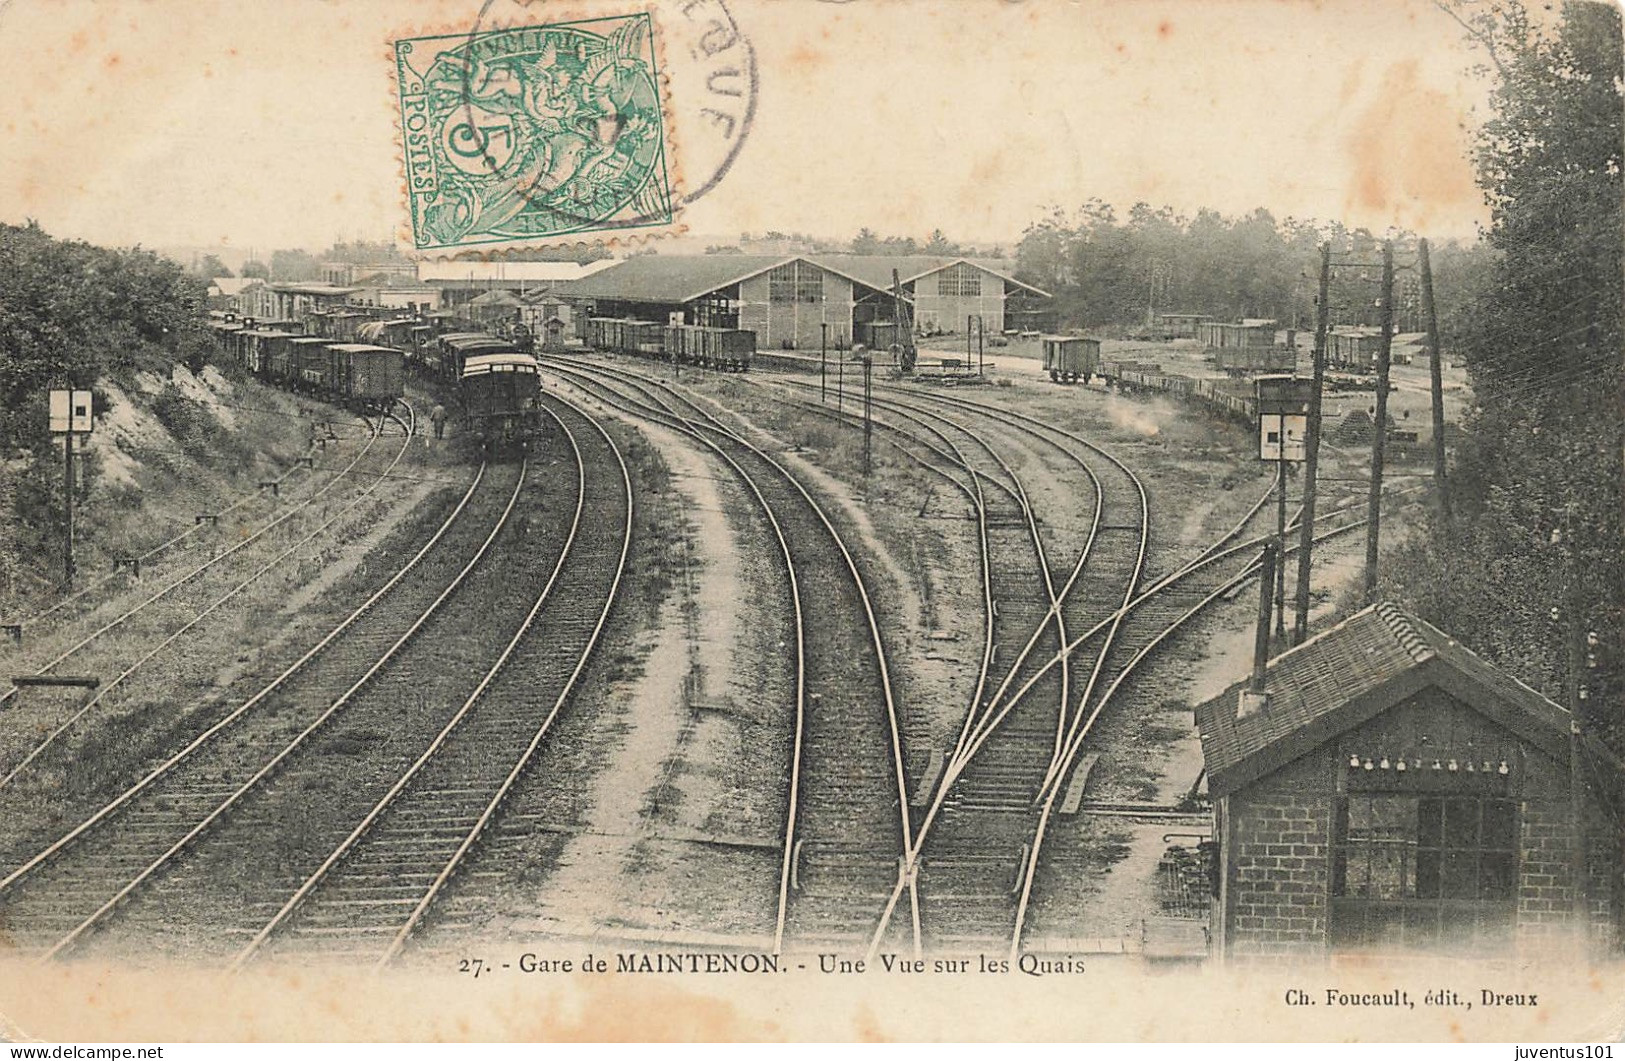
[[549, 254, 1051, 351], [1196, 602, 1621, 963]]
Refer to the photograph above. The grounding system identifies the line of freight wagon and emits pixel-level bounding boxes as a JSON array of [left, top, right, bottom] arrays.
[[1098, 359, 1264, 423], [206, 309, 545, 446], [584, 317, 755, 371], [207, 314, 405, 415]]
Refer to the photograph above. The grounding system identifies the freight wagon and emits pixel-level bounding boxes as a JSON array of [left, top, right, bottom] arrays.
[[292, 336, 335, 391], [1201, 320, 1296, 376], [585, 317, 663, 358], [1327, 327, 1384, 372], [325, 344, 406, 413], [1099, 359, 1261, 424], [1041, 336, 1100, 383], [244, 329, 302, 380], [1214, 345, 1297, 374], [665, 324, 755, 371], [208, 319, 246, 364]]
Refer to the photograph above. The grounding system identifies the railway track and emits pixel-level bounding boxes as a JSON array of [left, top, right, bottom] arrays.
[[4, 435, 326, 636], [855, 385, 1360, 956], [556, 353, 1376, 958], [0, 409, 409, 799], [842, 384, 1147, 952], [1009, 500, 1375, 952], [578, 362, 1149, 953], [0, 436, 548, 960], [540, 359, 918, 954], [229, 393, 632, 968]]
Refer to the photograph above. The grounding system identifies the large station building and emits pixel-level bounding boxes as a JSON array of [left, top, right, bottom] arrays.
[[545, 254, 1051, 350]]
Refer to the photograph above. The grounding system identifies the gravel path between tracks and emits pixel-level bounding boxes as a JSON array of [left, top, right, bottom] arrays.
[[519, 404, 788, 941], [404, 398, 796, 951], [642, 372, 985, 779]]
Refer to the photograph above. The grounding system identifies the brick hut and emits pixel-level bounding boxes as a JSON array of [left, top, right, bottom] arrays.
[[1195, 602, 1622, 962]]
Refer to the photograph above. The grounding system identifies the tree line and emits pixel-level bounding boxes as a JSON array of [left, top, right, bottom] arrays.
[[1381, 0, 1622, 752], [0, 220, 213, 603], [1011, 201, 1496, 339]]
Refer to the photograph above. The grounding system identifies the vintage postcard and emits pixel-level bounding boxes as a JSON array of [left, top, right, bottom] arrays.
[[0, 0, 1620, 1044]]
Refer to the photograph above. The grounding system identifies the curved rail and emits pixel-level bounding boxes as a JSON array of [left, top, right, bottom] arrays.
[[544, 359, 922, 953], [33, 457, 524, 961], [223, 394, 631, 968], [1007, 510, 1375, 956], [0, 410, 398, 730], [5, 407, 363, 633], [374, 394, 632, 965], [0, 446, 486, 921], [0, 406, 417, 792], [799, 381, 1142, 956]]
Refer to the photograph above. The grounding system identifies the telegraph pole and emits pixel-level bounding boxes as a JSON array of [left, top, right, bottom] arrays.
[[1294, 243, 1332, 644], [63, 432, 75, 588], [1419, 238, 1451, 522], [1251, 542, 1278, 695], [862, 354, 873, 478], [1275, 448, 1287, 643], [1362, 241, 1396, 604], [821, 322, 829, 404], [838, 348, 846, 415], [50, 389, 93, 589], [977, 316, 985, 377]]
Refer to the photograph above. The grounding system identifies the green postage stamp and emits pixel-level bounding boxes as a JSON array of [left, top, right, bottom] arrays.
[[394, 14, 676, 253]]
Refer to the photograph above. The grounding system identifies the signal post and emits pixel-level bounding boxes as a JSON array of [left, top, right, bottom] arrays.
[[1256, 375, 1312, 650], [49, 388, 95, 588]]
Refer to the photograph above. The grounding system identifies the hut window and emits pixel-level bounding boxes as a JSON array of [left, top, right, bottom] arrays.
[[1330, 795, 1517, 952]]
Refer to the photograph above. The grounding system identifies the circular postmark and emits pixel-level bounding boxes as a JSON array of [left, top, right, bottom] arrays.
[[396, 0, 757, 250]]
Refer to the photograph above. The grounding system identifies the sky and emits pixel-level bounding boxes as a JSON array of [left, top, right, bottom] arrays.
[[0, 0, 1498, 257]]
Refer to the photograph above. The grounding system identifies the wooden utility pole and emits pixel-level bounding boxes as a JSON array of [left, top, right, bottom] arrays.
[[862, 355, 873, 478], [837, 350, 845, 415], [1252, 543, 1278, 693], [1419, 238, 1451, 522], [891, 268, 915, 373], [1362, 241, 1395, 604], [1293, 243, 1332, 645], [1274, 456, 1287, 643], [63, 432, 75, 588], [821, 322, 829, 404]]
